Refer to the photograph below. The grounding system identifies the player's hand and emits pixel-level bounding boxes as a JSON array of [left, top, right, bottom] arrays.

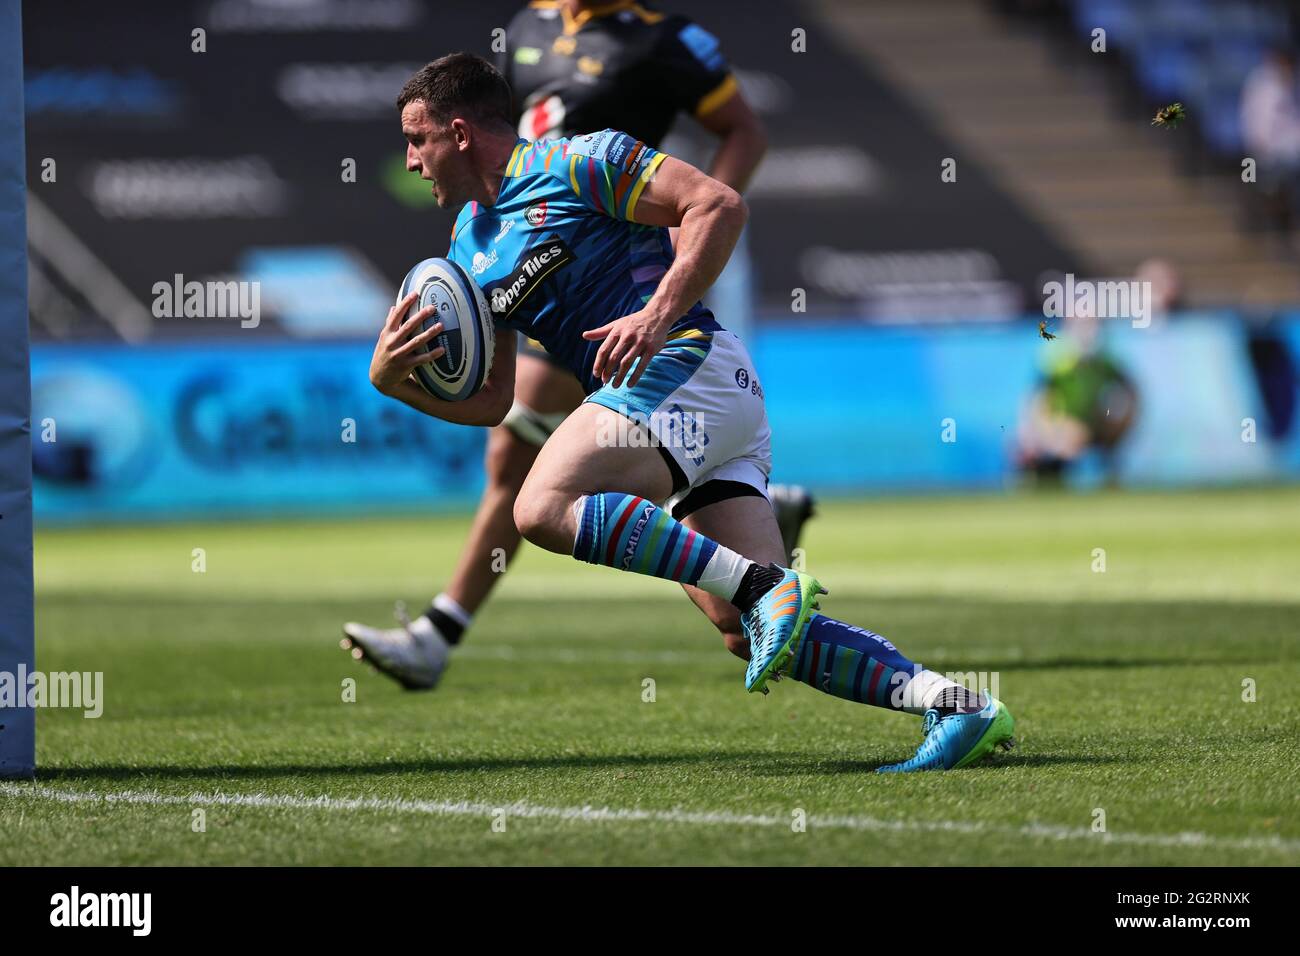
[[370, 291, 446, 396], [583, 307, 670, 389]]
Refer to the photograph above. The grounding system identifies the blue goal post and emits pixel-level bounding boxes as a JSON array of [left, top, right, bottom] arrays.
[[0, 0, 34, 780]]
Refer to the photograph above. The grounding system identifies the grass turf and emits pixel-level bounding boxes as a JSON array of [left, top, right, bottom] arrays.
[[4, 487, 1299, 865]]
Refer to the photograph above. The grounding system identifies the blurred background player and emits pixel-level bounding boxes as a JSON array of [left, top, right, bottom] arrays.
[[1016, 309, 1139, 487], [343, 0, 814, 686]]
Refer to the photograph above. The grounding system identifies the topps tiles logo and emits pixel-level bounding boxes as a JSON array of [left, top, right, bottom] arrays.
[[489, 238, 575, 317], [50, 886, 151, 936]]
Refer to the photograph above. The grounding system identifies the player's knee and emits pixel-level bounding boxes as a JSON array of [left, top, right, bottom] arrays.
[[512, 491, 568, 551], [512, 494, 543, 544]]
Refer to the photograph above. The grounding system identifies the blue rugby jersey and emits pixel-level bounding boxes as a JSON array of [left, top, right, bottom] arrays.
[[446, 128, 721, 395]]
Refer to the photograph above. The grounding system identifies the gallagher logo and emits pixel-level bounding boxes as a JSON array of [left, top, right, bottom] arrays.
[[525, 202, 548, 226], [488, 237, 575, 317]]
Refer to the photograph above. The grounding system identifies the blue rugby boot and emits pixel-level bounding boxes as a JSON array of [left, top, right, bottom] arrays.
[[743, 567, 826, 694], [876, 695, 1016, 772]]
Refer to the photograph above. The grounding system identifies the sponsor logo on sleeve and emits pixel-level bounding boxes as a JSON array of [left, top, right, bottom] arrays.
[[678, 23, 726, 71], [607, 133, 634, 168], [573, 129, 610, 160]]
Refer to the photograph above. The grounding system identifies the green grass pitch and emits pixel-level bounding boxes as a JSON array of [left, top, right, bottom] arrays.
[[4, 487, 1299, 865]]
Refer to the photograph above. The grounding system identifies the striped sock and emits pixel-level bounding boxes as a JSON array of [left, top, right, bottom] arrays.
[[572, 493, 753, 600], [790, 615, 978, 715]]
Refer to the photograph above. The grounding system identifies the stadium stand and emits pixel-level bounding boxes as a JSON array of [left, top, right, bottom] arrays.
[[23, 0, 1091, 340], [814, 0, 1300, 308]]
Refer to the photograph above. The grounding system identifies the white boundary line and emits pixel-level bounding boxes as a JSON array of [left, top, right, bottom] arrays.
[[2, 783, 1297, 855]]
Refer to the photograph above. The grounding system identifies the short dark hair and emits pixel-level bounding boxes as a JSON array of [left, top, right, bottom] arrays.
[[396, 53, 513, 127]]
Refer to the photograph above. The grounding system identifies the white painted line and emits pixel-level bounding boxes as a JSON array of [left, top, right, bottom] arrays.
[[2, 783, 1296, 854]]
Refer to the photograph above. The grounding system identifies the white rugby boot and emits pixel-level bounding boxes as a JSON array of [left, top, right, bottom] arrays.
[[340, 602, 451, 690]]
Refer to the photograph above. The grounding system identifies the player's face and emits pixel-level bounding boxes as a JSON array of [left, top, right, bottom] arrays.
[[401, 101, 466, 208]]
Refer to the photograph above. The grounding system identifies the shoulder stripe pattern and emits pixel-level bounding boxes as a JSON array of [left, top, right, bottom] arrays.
[[696, 74, 738, 117], [568, 153, 581, 195], [506, 142, 526, 177], [625, 152, 665, 221]]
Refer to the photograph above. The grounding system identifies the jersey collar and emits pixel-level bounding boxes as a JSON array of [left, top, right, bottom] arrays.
[[532, 0, 640, 36]]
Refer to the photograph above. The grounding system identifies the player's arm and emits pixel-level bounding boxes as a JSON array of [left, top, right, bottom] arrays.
[[695, 84, 766, 194], [657, 18, 765, 195], [369, 291, 516, 427], [668, 91, 764, 252], [583, 156, 747, 387]]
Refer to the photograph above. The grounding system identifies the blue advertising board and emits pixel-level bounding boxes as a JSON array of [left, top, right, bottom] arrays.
[[754, 316, 1275, 492], [29, 315, 1293, 525], [31, 340, 486, 523]]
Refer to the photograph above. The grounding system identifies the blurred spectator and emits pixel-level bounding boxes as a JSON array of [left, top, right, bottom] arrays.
[[1016, 312, 1139, 487], [1134, 256, 1185, 322], [1241, 46, 1300, 232]]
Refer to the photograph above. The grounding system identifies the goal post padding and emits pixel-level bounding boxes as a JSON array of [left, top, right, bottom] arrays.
[[0, 0, 34, 781]]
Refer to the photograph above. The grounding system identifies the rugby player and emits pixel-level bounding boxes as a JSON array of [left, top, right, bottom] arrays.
[[342, 0, 814, 675], [357, 53, 1015, 772]]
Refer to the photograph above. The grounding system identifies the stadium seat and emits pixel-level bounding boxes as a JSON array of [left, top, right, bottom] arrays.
[[1147, 0, 1217, 45], [1133, 37, 1207, 102], [1200, 83, 1247, 157], [1209, 36, 1269, 88], [1070, 0, 1142, 50]]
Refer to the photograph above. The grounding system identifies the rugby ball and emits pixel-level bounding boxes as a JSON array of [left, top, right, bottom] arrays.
[[396, 257, 495, 402]]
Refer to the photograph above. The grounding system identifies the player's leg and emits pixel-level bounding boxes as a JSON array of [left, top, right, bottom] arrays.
[[769, 484, 816, 562], [676, 491, 782, 661], [340, 348, 583, 689], [512, 402, 677, 553], [515, 423, 1013, 771], [680, 491, 980, 709], [515, 330, 818, 691], [512, 400, 904, 703], [682, 493, 1015, 773], [438, 351, 585, 619], [703, 228, 816, 560], [517, 404, 814, 692]]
